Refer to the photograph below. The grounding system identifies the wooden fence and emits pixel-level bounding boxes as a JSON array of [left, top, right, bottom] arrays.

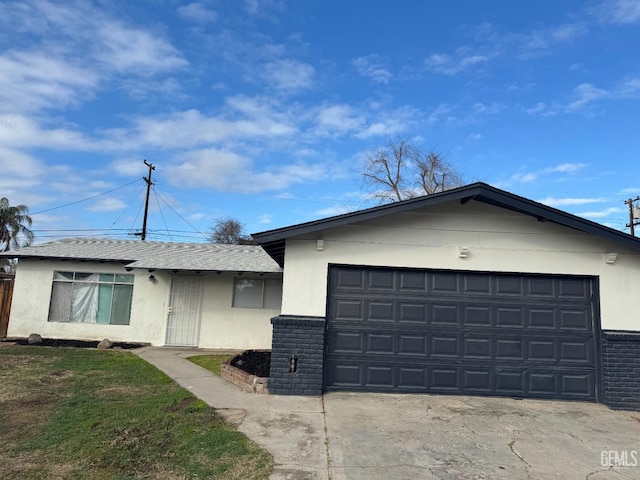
[[0, 274, 15, 338]]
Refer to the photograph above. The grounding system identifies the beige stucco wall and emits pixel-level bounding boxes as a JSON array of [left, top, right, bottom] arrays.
[[280, 200, 640, 332], [7, 260, 279, 348]]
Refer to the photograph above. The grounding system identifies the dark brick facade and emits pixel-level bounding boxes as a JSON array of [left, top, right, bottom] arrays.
[[268, 315, 325, 395], [602, 331, 640, 411]]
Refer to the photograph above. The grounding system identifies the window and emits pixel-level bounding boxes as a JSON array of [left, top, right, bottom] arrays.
[[48, 272, 134, 325], [233, 278, 282, 309]]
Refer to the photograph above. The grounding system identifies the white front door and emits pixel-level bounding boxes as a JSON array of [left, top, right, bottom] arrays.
[[165, 276, 203, 346]]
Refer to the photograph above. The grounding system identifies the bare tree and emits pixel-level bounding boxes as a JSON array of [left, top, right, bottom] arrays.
[[362, 139, 463, 202], [208, 217, 255, 245]]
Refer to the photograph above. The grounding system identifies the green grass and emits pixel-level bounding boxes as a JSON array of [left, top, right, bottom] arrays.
[[187, 354, 234, 376], [0, 346, 271, 480]]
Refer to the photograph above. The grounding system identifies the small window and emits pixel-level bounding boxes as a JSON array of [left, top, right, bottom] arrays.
[[233, 278, 282, 309], [48, 271, 134, 325]]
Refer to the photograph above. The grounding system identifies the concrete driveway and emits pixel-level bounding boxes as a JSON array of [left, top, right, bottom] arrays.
[[137, 348, 640, 480], [324, 392, 640, 480]]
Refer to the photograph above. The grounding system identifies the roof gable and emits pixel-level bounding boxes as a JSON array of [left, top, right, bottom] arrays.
[[252, 182, 640, 266]]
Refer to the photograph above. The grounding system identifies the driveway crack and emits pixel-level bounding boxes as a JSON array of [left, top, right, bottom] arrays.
[[321, 395, 332, 480], [508, 438, 532, 479]]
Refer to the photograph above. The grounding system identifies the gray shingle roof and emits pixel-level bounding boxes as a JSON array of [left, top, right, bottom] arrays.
[[0, 238, 282, 273]]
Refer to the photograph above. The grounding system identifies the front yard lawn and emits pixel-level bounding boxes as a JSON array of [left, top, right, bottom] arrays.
[[0, 345, 272, 480], [187, 354, 233, 376]]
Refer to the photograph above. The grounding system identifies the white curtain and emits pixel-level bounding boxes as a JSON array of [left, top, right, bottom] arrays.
[[70, 274, 100, 323]]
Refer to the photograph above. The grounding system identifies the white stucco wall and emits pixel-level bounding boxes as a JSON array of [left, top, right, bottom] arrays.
[[7, 260, 279, 348], [280, 200, 640, 332], [198, 272, 279, 349]]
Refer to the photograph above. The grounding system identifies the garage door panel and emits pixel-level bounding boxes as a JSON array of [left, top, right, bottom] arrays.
[[527, 277, 554, 296], [528, 308, 555, 328], [430, 272, 459, 293], [326, 266, 597, 400], [399, 334, 427, 355], [331, 331, 363, 353], [463, 338, 492, 358], [558, 278, 589, 299], [431, 304, 460, 324], [560, 339, 594, 363], [560, 372, 595, 396], [368, 270, 395, 289], [431, 336, 459, 356], [462, 369, 492, 391], [368, 301, 394, 321], [528, 340, 556, 360], [495, 307, 525, 327], [399, 271, 427, 291], [366, 365, 393, 387], [495, 339, 524, 359], [559, 309, 591, 330], [495, 277, 524, 296], [334, 299, 363, 320], [367, 333, 394, 354], [463, 275, 491, 294], [335, 269, 364, 289], [464, 306, 492, 326], [399, 303, 426, 322]]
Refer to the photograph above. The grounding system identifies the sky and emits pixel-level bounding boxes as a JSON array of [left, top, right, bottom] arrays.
[[2, 0, 640, 244]]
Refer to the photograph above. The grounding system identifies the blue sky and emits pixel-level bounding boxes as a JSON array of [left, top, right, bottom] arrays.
[[2, 0, 640, 244]]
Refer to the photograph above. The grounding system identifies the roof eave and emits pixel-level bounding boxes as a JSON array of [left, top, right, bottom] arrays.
[[252, 182, 640, 266]]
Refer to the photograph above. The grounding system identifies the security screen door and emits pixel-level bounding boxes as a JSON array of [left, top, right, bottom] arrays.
[[165, 276, 203, 346]]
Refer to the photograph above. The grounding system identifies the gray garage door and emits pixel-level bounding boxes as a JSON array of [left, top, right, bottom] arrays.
[[325, 265, 598, 400]]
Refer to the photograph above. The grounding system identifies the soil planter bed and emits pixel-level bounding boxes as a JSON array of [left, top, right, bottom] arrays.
[[221, 350, 270, 394]]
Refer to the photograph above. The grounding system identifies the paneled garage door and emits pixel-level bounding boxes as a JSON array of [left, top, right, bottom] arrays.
[[325, 265, 598, 400]]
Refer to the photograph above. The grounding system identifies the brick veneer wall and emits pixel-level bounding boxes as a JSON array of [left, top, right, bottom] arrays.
[[602, 331, 640, 411], [268, 315, 325, 395]]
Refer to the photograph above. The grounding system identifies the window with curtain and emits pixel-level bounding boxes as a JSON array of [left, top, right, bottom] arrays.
[[232, 278, 282, 309], [48, 271, 134, 325]]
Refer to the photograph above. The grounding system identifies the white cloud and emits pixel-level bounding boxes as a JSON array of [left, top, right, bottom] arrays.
[[426, 103, 454, 125], [166, 148, 325, 193], [0, 51, 99, 113], [314, 105, 365, 136], [352, 55, 393, 84], [425, 50, 490, 75], [89, 198, 128, 212], [262, 59, 315, 92], [566, 83, 609, 111], [543, 163, 587, 173], [110, 158, 149, 177], [258, 214, 272, 224], [96, 23, 187, 73], [565, 77, 640, 111], [315, 205, 357, 217], [538, 197, 606, 207], [578, 207, 624, 218], [0, 114, 91, 150], [597, 0, 640, 24], [177, 3, 218, 23]]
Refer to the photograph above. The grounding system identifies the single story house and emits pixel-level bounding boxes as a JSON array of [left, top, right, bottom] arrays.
[[3, 182, 639, 410], [251, 182, 640, 410], [1, 239, 282, 349]]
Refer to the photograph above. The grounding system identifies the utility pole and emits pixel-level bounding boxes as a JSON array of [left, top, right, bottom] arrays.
[[624, 196, 640, 237], [137, 160, 155, 241]]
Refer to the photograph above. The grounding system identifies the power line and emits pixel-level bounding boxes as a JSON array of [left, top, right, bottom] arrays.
[[152, 186, 208, 240], [30, 179, 142, 215], [153, 188, 173, 242]]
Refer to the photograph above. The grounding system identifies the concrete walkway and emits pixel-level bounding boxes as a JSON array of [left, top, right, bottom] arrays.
[[136, 347, 329, 480]]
